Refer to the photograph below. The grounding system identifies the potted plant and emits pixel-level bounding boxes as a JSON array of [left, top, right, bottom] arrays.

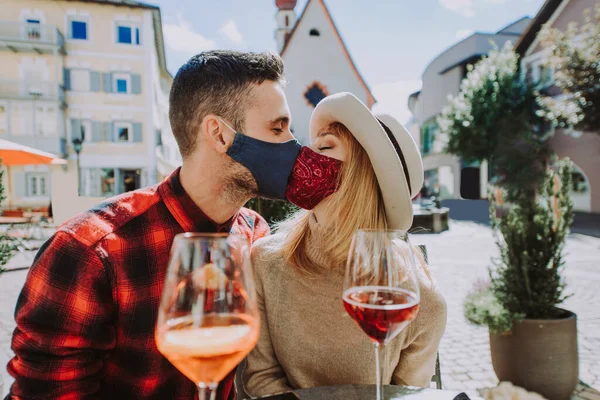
[[464, 159, 577, 400], [438, 42, 580, 399]]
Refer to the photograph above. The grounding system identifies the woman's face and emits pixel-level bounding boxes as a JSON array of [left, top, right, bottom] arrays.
[[310, 124, 349, 162]]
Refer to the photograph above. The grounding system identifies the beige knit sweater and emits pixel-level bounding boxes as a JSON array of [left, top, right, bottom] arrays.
[[242, 216, 447, 397]]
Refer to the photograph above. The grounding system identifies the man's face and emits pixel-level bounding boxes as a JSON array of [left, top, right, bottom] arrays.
[[242, 80, 294, 143], [219, 80, 294, 202]]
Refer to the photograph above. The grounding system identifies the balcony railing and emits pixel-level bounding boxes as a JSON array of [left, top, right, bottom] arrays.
[[0, 21, 64, 51], [0, 80, 65, 103]]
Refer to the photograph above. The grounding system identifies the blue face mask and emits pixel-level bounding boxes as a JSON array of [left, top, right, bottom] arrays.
[[221, 119, 302, 200]]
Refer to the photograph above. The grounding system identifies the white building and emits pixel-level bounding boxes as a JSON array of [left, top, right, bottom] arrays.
[[408, 18, 531, 200], [0, 0, 172, 210], [276, 0, 376, 144]]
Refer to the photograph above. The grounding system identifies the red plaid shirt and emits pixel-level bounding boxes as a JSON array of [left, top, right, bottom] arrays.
[[6, 168, 270, 399]]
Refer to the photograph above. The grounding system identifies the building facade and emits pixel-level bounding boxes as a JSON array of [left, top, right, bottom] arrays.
[[408, 18, 531, 200], [516, 0, 600, 213], [0, 0, 171, 209], [276, 0, 375, 145]]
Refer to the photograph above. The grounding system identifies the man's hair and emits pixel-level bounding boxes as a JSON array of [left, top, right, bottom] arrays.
[[169, 50, 285, 158]]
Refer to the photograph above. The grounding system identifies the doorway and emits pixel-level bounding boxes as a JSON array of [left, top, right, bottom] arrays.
[[120, 169, 141, 193]]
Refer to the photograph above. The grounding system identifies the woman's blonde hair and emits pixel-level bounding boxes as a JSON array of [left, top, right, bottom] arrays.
[[275, 122, 388, 275]]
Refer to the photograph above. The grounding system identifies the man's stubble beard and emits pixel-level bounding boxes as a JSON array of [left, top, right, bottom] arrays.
[[221, 157, 258, 205]]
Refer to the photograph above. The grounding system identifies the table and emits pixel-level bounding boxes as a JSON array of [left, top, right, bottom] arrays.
[[253, 384, 479, 399]]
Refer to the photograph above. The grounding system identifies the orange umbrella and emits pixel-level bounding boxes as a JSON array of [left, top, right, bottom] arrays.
[[0, 139, 67, 209], [0, 139, 67, 166]]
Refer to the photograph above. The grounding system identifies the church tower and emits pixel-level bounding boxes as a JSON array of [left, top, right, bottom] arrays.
[[275, 0, 297, 53]]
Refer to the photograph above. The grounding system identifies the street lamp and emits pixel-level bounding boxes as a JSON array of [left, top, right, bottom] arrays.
[[72, 137, 83, 195]]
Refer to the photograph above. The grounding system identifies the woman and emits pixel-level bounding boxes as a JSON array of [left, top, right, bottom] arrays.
[[242, 93, 447, 397]]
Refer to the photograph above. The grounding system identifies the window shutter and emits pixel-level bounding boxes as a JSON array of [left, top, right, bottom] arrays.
[[89, 168, 101, 197], [102, 73, 113, 93], [104, 122, 114, 141], [63, 68, 71, 91], [92, 121, 103, 142], [131, 73, 141, 94], [70, 119, 82, 141], [13, 172, 26, 198], [90, 71, 101, 92], [115, 169, 123, 194], [132, 122, 143, 142]]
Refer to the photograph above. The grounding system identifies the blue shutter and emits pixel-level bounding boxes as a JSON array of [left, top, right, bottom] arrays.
[[104, 122, 114, 141], [131, 74, 141, 94], [90, 71, 101, 92], [89, 168, 101, 197], [71, 20, 87, 40], [102, 73, 113, 93], [133, 123, 143, 142], [70, 119, 82, 141], [92, 121, 103, 142], [63, 68, 71, 91], [118, 26, 132, 44]]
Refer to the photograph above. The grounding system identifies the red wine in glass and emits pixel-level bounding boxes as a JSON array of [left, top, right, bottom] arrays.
[[343, 286, 419, 344], [343, 229, 421, 400]]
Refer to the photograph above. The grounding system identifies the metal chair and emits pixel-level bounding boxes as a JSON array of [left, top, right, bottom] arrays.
[[417, 244, 443, 390]]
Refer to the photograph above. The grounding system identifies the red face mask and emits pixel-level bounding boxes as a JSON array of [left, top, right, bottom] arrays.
[[285, 147, 343, 210]]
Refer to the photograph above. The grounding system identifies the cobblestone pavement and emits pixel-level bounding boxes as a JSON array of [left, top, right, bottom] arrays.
[[1, 222, 599, 399], [416, 221, 600, 398]]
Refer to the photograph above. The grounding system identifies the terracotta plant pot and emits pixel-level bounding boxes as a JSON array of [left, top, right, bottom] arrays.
[[489, 309, 578, 400]]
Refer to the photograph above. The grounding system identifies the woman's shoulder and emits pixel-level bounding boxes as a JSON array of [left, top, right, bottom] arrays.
[[414, 270, 447, 334], [419, 276, 446, 314], [251, 233, 287, 271]]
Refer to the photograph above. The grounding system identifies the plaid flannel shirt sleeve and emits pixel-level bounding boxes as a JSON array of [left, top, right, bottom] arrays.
[[6, 231, 116, 399]]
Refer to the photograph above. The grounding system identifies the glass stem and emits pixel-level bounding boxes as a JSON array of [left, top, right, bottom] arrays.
[[374, 342, 386, 400], [197, 382, 218, 400]]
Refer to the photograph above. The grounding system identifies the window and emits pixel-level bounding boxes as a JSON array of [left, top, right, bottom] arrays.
[[81, 119, 91, 142], [100, 168, 115, 196], [309, 28, 320, 36], [572, 169, 589, 194], [304, 83, 327, 107], [68, 17, 88, 40], [114, 122, 132, 142], [530, 60, 554, 89], [14, 103, 31, 136], [27, 174, 48, 197], [35, 106, 56, 136], [70, 69, 90, 92], [121, 169, 141, 193], [113, 73, 130, 93], [421, 122, 438, 155], [87, 168, 140, 196], [24, 19, 41, 40], [116, 23, 141, 45]]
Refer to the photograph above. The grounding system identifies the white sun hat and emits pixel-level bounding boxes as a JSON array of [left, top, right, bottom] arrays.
[[309, 92, 424, 230]]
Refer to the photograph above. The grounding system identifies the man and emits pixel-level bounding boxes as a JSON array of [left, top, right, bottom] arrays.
[[6, 50, 294, 399]]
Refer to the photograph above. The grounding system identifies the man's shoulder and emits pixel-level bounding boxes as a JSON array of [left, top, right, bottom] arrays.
[[57, 185, 162, 248], [238, 207, 267, 226]]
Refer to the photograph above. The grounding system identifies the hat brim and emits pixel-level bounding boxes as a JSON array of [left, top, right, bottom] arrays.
[[309, 93, 417, 230]]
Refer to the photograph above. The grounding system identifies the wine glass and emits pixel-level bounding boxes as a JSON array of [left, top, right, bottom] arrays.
[[155, 233, 260, 400], [343, 229, 421, 400]]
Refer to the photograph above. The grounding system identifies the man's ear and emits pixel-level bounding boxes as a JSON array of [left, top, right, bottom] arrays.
[[202, 114, 234, 154]]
